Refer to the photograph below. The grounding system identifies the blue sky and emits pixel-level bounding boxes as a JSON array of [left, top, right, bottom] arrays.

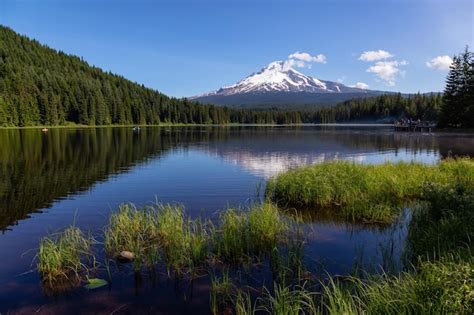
[[1, 0, 472, 97]]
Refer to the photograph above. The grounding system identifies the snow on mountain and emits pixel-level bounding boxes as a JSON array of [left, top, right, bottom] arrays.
[[195, 61, 367, 97]]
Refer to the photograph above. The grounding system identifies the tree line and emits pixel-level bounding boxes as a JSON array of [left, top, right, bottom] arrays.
[[304, 93, 442, 123], [0, 26, 470, 127]]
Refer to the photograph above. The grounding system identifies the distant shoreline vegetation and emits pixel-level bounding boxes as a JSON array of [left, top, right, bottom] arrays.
[[0, 26, 472, 129]]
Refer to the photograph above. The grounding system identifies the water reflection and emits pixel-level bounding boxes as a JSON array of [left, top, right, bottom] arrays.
[[204, 127, 469, 178], [1, 126, 473, 231], [1, 128, 172, 231], [0, 126, 473, 313]]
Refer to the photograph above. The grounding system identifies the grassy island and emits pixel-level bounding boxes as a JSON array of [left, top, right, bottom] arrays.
[[266, 158, 474, 223]]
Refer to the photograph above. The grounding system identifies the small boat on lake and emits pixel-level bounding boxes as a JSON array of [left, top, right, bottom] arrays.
[[132, 126, 141, 132], [41, 128, 48, 132]]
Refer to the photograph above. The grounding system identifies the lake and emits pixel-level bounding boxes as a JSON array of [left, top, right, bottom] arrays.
[[1, 126, 473, 314]]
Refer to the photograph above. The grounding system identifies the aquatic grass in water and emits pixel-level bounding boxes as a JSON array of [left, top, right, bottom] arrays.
[[216, 202, 288, 262], [210, 269, 234, 314], [156, 204, 212, 274], [266, 158, 474, 223], [187, 218, 213, 270], [104, 203, 161, 270], [37, 226, 92, 284], [406, 181, 474, 262], [34, 158, 474, 313], [248, 203, 287, 252], [218, 209, 249, 261], [36, 194, 473, 313], [258, 282, 317, 315], [105, 202, 288, 273], [104, 203, 213, 274], [234, 288, 255, 315], [318, 256, 474, 314], [155, 204, 188, 272], [231, 256, 473, 314]]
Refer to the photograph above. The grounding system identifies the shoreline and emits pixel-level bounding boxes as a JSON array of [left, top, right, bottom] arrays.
[[1, 123, 473, 134], [0, 122, 403, 130]]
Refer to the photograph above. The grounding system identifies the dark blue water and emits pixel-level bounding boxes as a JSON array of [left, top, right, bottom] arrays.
[[0, 126, 473, 314]]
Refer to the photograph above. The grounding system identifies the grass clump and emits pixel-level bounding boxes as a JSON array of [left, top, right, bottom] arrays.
[[234, 288, 255, 315], [231, 256, 473, 314], [216, 202, 288, 262], [104, 203, 160, 270], [104, 203, 212, 274], [218, 209, 249, 261], [407, 182, 474, 261], [266, 158, 474, 223], [38, 226, 92, 285], [210, 269, 234, 314], [156, 204, 212, 274], [318, 256, 474, 314], [258, 282, 317, 315]]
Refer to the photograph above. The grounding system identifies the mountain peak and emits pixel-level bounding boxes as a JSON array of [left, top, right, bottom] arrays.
[[214, 60, 329, 95], [196, 60, 368, 98], [191, 61, 380, 107]]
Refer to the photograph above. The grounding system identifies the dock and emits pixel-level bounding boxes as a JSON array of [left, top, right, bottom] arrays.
[[394, 120, 436, 132]]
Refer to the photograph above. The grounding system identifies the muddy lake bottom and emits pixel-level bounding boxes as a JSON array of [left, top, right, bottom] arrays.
[[1, 125, 473, 314]]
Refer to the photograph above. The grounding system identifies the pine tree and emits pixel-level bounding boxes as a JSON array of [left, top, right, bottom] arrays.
[[463, 47, 474, 127], [439, 47, 474, 128], [439, 56, 463, 127]]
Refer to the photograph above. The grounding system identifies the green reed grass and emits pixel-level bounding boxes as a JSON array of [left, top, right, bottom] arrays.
[[218, 209, 249, 261], [408, 182, 474, 259], [258, 282, 317, 315], [37, 226, 92, 284], [231, 255, 473, 315], [104, 203, 161, 270], [217, 202, 288, 262], [187, 218, 213, 270], [266, 158, 474, 223], [234, 288, 255, 315], [156, 204, 212, 274], [210, 269, 234, 314], [318, 255, 474, 314], [155, 204, 188, 272], [104, 203, 213, 274]]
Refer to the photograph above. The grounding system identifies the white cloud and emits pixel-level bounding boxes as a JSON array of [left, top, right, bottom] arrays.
[[426, 55, 453, 71], [283, 59, 306, 69], [284, 51, 327, 69], [359, 50, 393, 62], [288, 52, 327, 64], [366, 60, 408, 86], [349, 82, 370, 89]]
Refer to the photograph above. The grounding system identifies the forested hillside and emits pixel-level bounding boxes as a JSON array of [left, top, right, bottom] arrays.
[[0, 26, 303, 126]]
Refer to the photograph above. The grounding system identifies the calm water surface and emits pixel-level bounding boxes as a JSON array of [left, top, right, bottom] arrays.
[[0, 126, 473, 314]]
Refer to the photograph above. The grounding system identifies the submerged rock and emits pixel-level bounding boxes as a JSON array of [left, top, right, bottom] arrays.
[[118, 250, 135, 262]]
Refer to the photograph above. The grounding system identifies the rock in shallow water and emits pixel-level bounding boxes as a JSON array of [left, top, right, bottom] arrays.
[[118, 250, 135, 262]]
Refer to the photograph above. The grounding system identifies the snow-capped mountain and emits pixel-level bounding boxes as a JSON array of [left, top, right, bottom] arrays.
[[201, 61, 365, 95], [192, 61, 384, 107]]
